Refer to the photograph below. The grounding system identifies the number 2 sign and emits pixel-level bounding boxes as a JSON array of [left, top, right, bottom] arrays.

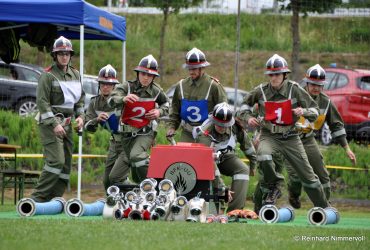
[[121, 100, 155, 128]]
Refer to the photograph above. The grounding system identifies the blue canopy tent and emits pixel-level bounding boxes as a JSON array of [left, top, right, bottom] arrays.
[[0, 0, 126, 80], [0, 0, 127, 199]]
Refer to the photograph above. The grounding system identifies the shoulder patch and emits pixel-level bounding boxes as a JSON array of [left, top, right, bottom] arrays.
[[210, 76, 220, 83], [45, 66, 52, 72], [70, 67, 80, 75], [152, 82, 164, 91], [288, 80, 299, 87], [320, 91, 330, 100], [261, 82, 269, 88], [254, 82, 268, 90]]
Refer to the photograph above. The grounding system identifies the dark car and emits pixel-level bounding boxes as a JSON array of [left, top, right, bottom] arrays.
[[0, 60, 42, 116], [320, 67, 370, 144], [0, 60, 98, 116]]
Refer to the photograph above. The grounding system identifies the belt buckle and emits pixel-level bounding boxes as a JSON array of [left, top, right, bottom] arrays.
[[132, 132, 137, 137], [282, 132, 289, 139]]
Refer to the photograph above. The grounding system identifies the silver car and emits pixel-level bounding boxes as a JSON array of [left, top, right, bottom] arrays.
[[0, 60, 98, 116]]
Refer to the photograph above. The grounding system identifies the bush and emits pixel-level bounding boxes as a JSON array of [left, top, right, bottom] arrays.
[[350, 27, 370, 43], [182, 20, 203, 41]]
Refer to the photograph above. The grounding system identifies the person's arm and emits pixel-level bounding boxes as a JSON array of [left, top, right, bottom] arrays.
[[210, 80, 227, 104], [74, 74, 85, 129], [156, 88, 170, 117], [293, 84, 319, 122], [326, 100, 356, 165], [84, 98, 99, 133], [236, 87, 261, 128], [167, 82, 181, 131], [145, 87, 170, 120], [236, 125, 257, 175], [107, 82, 128, 107], [37, 73, 59, 127]]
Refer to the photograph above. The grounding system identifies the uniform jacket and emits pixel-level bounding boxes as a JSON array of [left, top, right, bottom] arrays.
[[310, 91, 348, 146], [238, 80, 319, 132], [36, 63, 85, 127], [108, 79, 169, 119], [85, 95, 117, 133], [167, 73, 227, 129], [208, 123, 258, 170]]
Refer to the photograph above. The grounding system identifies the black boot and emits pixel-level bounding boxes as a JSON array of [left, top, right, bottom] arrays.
[[264, 185, 282, 205], [288, 191, 301, 209]]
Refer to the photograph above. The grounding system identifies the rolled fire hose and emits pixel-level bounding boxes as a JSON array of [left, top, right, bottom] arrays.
[[65, 198, 105, 217], [307, 207, 340, 226], [259, 205, 295, 223], [16, 197, 65, 217]]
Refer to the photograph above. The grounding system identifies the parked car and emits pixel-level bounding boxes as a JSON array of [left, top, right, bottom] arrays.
[[0, 60, 98, 117], [165, 85, 248, 111], [320, 67, 370, 144]]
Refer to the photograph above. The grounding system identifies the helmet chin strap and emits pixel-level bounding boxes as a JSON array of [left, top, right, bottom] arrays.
[[282, 73, 287, 83]]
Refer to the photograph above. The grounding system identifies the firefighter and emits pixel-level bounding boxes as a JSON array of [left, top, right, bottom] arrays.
[[85, 64, 130, 193], [166, 47, 227, 144], [31, 36, 84, 202], [108, 55, 170, 183], [194, 103, 257, 211], [165, 48, 228, 202], [237, 54, 329, 213], [286, 64, 356, 208]]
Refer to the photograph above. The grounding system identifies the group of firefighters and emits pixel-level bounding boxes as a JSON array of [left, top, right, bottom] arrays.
[[30, 36, 356, 214]]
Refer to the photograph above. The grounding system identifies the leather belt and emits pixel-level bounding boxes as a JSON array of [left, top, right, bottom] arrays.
[[263, 122, 293, 134]]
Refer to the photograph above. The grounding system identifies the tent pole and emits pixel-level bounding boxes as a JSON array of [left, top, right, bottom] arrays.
[[233, 0, 241, 113], [122, 41, 126, 83], [77, 24, 85, 200]]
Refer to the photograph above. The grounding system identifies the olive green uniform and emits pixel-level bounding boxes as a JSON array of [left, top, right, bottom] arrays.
[[84, 95, 129, 192], [238, 80, 328, 208], [287, 91, 348, 201], [208, 123, 257, 211], [32, 64, 84, 202], [167, 73, 227, 144], [167, 73, 228, 198], [108, 79, 169, 183]]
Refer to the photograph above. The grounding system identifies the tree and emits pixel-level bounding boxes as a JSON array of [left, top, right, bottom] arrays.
[[146, 0, 203, 80], [279, 0, 341, 81]]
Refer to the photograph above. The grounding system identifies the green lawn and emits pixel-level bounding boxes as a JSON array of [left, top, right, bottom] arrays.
[[0, 204, 368, 250]]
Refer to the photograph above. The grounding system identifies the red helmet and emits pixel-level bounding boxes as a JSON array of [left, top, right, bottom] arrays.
[[183, 48, 210, 69], [51, 36, 74, 56], [98, 64, 119, 84], [265, 54, 291, 74], [211, 102, 235, 127], [304, 64, 326, 86], [134, 55, 160, 76]]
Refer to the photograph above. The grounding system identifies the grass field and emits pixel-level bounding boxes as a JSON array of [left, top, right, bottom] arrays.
[[0, 203, 369, 250]]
